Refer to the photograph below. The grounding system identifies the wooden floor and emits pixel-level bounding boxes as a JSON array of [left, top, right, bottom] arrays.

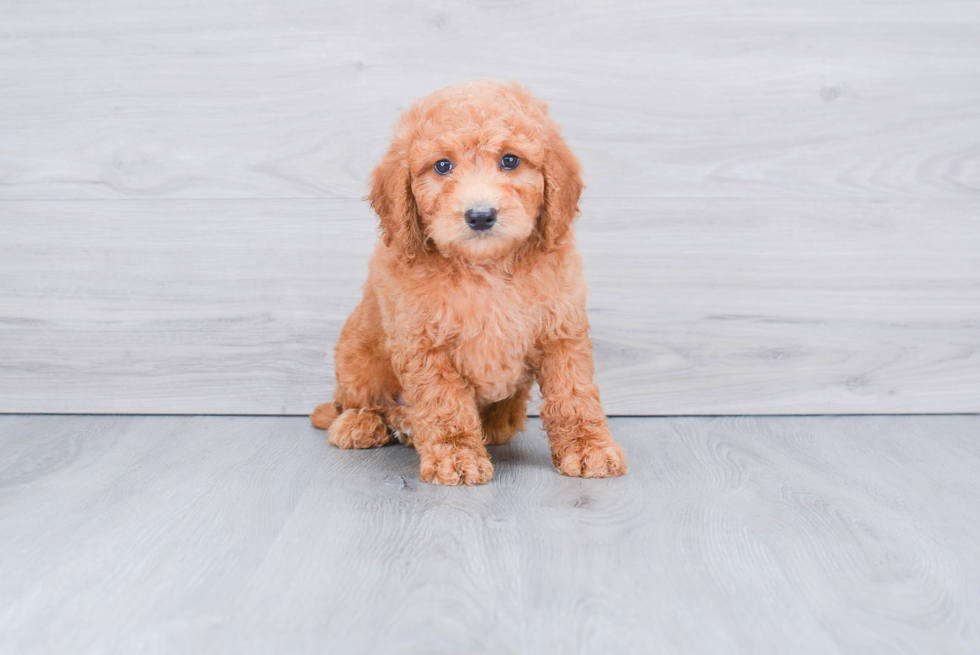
[[1, 415, 978, 653]]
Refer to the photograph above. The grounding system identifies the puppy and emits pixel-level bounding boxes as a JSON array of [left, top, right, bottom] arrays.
[[311, 80, 626, 486]]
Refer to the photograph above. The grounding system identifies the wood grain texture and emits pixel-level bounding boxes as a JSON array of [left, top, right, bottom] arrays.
[[1, 0, 978, 201], [2, 198, 978, 415], [2, 414, 979, 654], [1, 0, 978, 414]]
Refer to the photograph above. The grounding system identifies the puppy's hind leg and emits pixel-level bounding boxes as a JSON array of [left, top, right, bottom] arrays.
[[383, 404, 415, 447], [310, 402, 340, 430], [311, 291, 401, 449], [480, 383, 531, 445], [328, 409, 390, 449]]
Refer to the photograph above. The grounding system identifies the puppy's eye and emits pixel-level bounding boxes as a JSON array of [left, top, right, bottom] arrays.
[[433, 159, 453, 175], [500, 154, 520, 170]]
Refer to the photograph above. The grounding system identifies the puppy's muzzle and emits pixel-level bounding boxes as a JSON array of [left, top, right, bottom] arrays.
[[464, 206, 497, 232]]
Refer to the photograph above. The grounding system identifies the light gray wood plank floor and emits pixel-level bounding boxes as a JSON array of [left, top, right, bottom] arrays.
[[2, 415, 979, 654]]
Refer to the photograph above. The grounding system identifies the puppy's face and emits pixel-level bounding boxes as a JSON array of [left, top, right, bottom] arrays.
[[409, 127, 545, 261], [370, 81, 583, 263]]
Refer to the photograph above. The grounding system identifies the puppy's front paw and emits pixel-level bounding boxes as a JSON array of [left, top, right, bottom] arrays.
[[554, 436, 627, 478], [327, 409, 391, 449], [419, 443, 494, 486]]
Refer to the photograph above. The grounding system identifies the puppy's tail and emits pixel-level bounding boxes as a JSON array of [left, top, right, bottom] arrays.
[[310, 402, 340, 430]]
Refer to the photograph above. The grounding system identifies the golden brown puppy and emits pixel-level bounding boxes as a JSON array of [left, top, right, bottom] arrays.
[[310, 80, 626, 486]]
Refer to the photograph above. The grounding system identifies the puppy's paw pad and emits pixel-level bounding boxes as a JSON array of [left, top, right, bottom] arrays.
[[327, 410, 390, 449], [556, 439, 627, 478], [420, 446, 494, 486], [385, 407, 414, 447]]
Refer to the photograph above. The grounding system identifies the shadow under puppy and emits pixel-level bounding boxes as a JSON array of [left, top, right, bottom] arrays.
[[311, 80, 626, 486]]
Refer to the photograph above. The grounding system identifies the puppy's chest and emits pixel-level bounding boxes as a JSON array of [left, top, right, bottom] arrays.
[[441, 285, 539, 404]]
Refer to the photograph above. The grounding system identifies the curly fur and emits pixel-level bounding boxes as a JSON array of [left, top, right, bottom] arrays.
[[311, 80, 626, 485]]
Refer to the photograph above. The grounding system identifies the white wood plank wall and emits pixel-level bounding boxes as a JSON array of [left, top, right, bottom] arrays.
[[1, 0, 978, 415]]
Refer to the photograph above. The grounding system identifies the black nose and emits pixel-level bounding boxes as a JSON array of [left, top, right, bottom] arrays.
[[464, 206, 497, 231]]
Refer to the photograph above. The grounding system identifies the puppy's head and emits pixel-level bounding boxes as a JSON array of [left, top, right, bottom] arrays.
[[369, 80, 583, 262]]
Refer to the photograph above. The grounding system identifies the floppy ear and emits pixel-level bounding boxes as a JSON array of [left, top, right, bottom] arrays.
[[539, 128, 584, 250], [368, 147, 427, 260]]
